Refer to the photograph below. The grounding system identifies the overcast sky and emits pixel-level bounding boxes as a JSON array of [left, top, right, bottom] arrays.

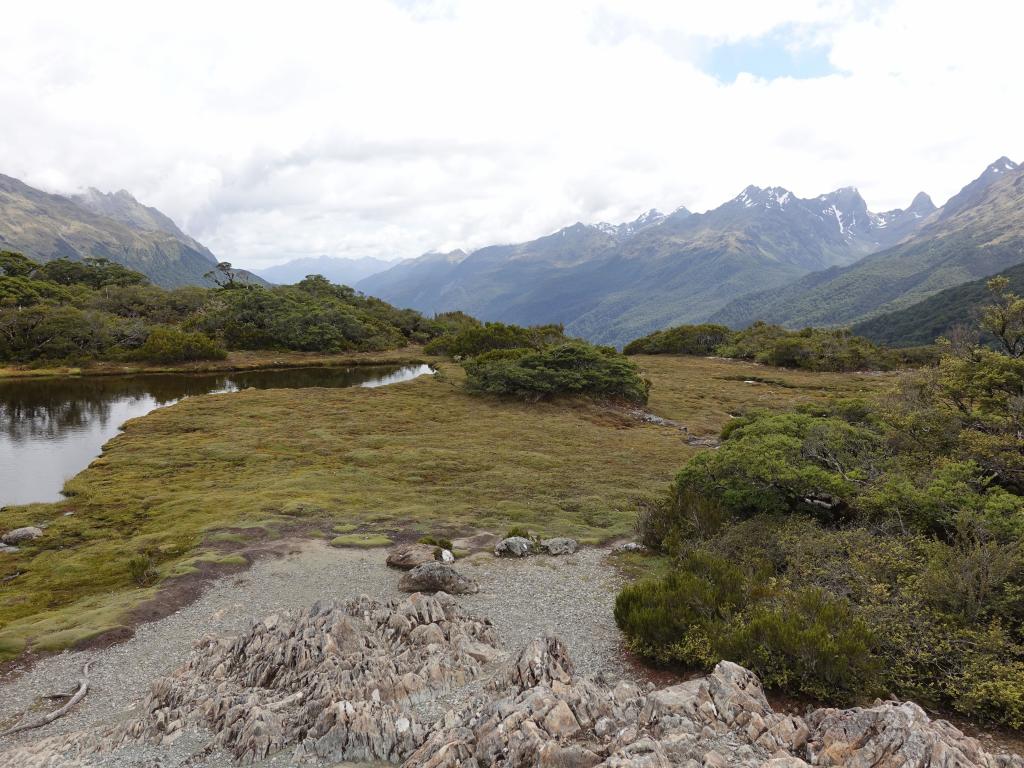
[[1, 1, 1021, 269]]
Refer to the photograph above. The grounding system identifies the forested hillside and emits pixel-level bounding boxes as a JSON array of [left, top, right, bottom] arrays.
[[0, 253, 441, 364], [853, 261, 1024, 347]]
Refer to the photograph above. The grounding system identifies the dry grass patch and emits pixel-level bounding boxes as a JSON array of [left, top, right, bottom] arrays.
[[635, 355, 897, 436]]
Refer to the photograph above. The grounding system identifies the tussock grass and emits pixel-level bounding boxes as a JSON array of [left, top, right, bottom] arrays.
[[0, 356, 876, 660], [330, 534, 393, 548], [636, 355, 896, 436]]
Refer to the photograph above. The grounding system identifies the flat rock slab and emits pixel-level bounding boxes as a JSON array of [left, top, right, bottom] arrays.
[[2, 527, 42, 546], [387, 543, 439, 570]]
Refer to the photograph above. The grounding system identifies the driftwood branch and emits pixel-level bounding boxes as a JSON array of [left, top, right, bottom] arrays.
[[0, 662, 92, 737]]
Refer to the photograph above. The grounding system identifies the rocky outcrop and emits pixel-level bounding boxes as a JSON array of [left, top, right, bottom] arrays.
[[2, 601, 1021, 768], [494, 536, 533, 557], [387, 543, 441, 570], [399, 563, 479, 595], [1, 527, 42, 545]]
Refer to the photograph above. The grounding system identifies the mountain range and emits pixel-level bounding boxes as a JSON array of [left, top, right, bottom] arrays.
[[711, 157, 1023, 330], [0, 175, 263, 287], [4, 157, 1022, 348], [254, 255, 392, 286], [354, 178, 956, 346]]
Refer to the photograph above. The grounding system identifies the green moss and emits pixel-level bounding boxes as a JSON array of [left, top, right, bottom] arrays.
[[330, 534, 392, 548]]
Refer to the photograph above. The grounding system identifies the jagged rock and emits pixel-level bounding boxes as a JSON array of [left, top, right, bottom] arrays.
[[495, 536, 533, 557], [1, 526, 42, 545], [541, 537, 579, 555], [399, 563, 479, 595], [4, 602, 1022, 768], [439, 548, 456, 563], [806, 699, 1011, 768], [387, 543, 440, 570]]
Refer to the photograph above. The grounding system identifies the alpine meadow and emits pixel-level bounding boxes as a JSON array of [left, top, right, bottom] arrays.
[[2, 4, 1024, 768]]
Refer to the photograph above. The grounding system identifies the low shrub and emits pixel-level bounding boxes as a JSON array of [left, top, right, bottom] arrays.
[[425, 321, 565, 357], [132, 326, 227, 363], [623, 323, 732, 355], [127, 554, 158, 586], [463, 341, 650, 404], [419, 535, 454, 551]]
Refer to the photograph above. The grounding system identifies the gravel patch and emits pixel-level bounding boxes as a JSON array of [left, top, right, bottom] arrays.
[[0, 539, 632, 767]]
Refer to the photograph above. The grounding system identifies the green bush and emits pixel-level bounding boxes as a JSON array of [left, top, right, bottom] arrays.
[[623, 323, 733, 356], [132, 326, 226, 363], [463, 341, 650, 404], [418, 535, 454, 551], [721, 589, 881, 701], [425, 321, 565, 357], [127, 554, 159, 586]]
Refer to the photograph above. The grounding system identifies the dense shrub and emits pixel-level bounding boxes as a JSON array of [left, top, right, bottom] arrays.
[[0, 254, 445, 364], [623, 323, 732, 355], [614, 550, 879, 701], [0, 304, 144, 362], [131, 326, 226, 363], [425, 321, 565, 357], [623, 320, 930, 372], [621, 284, 1024, 725], [190, 277, 412, 352], [462, 341, 650, 404]]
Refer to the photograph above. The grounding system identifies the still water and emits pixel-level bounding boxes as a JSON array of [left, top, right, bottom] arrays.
[[0, 364, 432, 507]]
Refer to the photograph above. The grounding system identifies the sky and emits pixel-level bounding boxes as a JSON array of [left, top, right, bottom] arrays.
[[0, 0, 1021, 270]]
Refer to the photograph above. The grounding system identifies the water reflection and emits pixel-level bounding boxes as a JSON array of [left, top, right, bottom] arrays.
[[0, 364, 432, 507]]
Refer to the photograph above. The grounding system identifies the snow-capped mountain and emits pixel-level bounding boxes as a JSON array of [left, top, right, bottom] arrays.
[[359, 159, 1014, 346]]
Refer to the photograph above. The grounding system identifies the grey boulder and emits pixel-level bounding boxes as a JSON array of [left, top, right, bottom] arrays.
[[494, 536, 533, 557], [399, 562, 479, 595], [2, 526, 43, 545], [541, 537, 578, 555]]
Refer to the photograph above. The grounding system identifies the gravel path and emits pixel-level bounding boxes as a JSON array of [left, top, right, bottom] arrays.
[[0, 540, 634, 766]]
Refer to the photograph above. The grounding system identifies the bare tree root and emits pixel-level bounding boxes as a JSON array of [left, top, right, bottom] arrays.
[[1, 662, 92, 737]]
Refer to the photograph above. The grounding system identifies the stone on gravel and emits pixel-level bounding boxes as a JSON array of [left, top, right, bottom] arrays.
[[4, 601, 1023, 768], [1, 526, 42, 545], [399, 562, 480, 595], [541, 537, 579, 555], [387, 542, 440, 570], [613, 542, 648, 553], [495, 536, 533, 557]]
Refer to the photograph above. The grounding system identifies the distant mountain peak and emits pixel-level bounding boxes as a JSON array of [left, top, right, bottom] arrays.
[[986, 156, 1019, 174], [595, 207, 667, 240], [907, 191, 936, 216], [734, 185, 793, 209]]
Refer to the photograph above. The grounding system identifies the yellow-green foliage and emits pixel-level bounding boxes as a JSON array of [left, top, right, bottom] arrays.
[[0, 355, 876, 661], [330, 534, 392, 548], [0, 362, 697, 658]]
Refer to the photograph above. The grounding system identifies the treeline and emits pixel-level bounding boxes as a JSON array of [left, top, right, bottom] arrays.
[[0, 253, 445, 364], [616, 278, 1024, 727], [624, 321, 936, 371], [425, 319, 650, 404]]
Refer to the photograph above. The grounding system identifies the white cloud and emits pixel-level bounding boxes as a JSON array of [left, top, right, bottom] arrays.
[[0, 0, 1020, 268]]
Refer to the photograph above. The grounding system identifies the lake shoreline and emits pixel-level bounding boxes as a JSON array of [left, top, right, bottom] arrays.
[[0, 347, 433, 381]]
